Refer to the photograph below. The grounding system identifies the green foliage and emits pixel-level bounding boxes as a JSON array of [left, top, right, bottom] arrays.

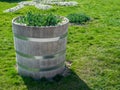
[[67, 13, 90, 24], [16, 12, 62, 27], [0, 0, 120, 90]]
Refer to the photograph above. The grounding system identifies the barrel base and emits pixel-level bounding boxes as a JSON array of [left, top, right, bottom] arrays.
[[17, 65, 65, 79]]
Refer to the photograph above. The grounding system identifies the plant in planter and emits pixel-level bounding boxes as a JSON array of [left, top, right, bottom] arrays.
[[12, 12, 69, 79], [67, 13, 90, 25], [17, 12, 62, 26]]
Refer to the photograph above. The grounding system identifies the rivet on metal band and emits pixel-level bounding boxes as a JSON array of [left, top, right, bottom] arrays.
[[17, 62, 65, 72], [14, 32, 67, 42], [16, 50, 66, 59]]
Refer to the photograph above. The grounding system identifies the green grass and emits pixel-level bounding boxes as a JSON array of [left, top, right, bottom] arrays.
[[0, 0, 120, 90]]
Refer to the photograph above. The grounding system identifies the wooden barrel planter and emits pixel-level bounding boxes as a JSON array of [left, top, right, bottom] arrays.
[[12, 16, 69, 79]]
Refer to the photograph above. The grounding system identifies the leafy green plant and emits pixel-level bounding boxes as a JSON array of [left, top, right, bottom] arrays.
[[67, 13, 90, 24], [17, 12, 62, 27]]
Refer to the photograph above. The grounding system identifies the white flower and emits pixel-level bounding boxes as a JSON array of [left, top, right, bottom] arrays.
[[4, 0, 77, 13]]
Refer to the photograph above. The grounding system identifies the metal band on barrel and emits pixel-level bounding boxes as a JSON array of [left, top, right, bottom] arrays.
[[14, 32, 67, 42], [17, 62, 65, 72], [16, 50, 66, 59]]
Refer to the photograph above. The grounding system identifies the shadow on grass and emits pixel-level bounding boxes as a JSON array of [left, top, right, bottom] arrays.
[[0, 0, 26, 3], [21, 69, 91, 90]]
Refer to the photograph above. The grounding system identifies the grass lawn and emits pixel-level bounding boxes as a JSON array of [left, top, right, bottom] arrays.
[[0, 0, 120, 90]]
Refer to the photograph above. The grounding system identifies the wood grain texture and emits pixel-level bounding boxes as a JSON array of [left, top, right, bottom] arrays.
[[12, 16, 69, 79]]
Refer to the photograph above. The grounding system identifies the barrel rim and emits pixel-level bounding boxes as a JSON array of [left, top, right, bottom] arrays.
[[12, 16, 69, 28]]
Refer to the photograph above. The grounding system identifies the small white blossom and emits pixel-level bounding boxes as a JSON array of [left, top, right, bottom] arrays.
[[4, 5, 24, 12], [50, 1, 78, 6], [18, 1, 37, 6], [35, 4, 52, 10], [4, 0, 77, 13]]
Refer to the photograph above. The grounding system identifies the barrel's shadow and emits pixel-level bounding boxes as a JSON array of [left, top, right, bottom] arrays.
[[22, 68, 91, 90]]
